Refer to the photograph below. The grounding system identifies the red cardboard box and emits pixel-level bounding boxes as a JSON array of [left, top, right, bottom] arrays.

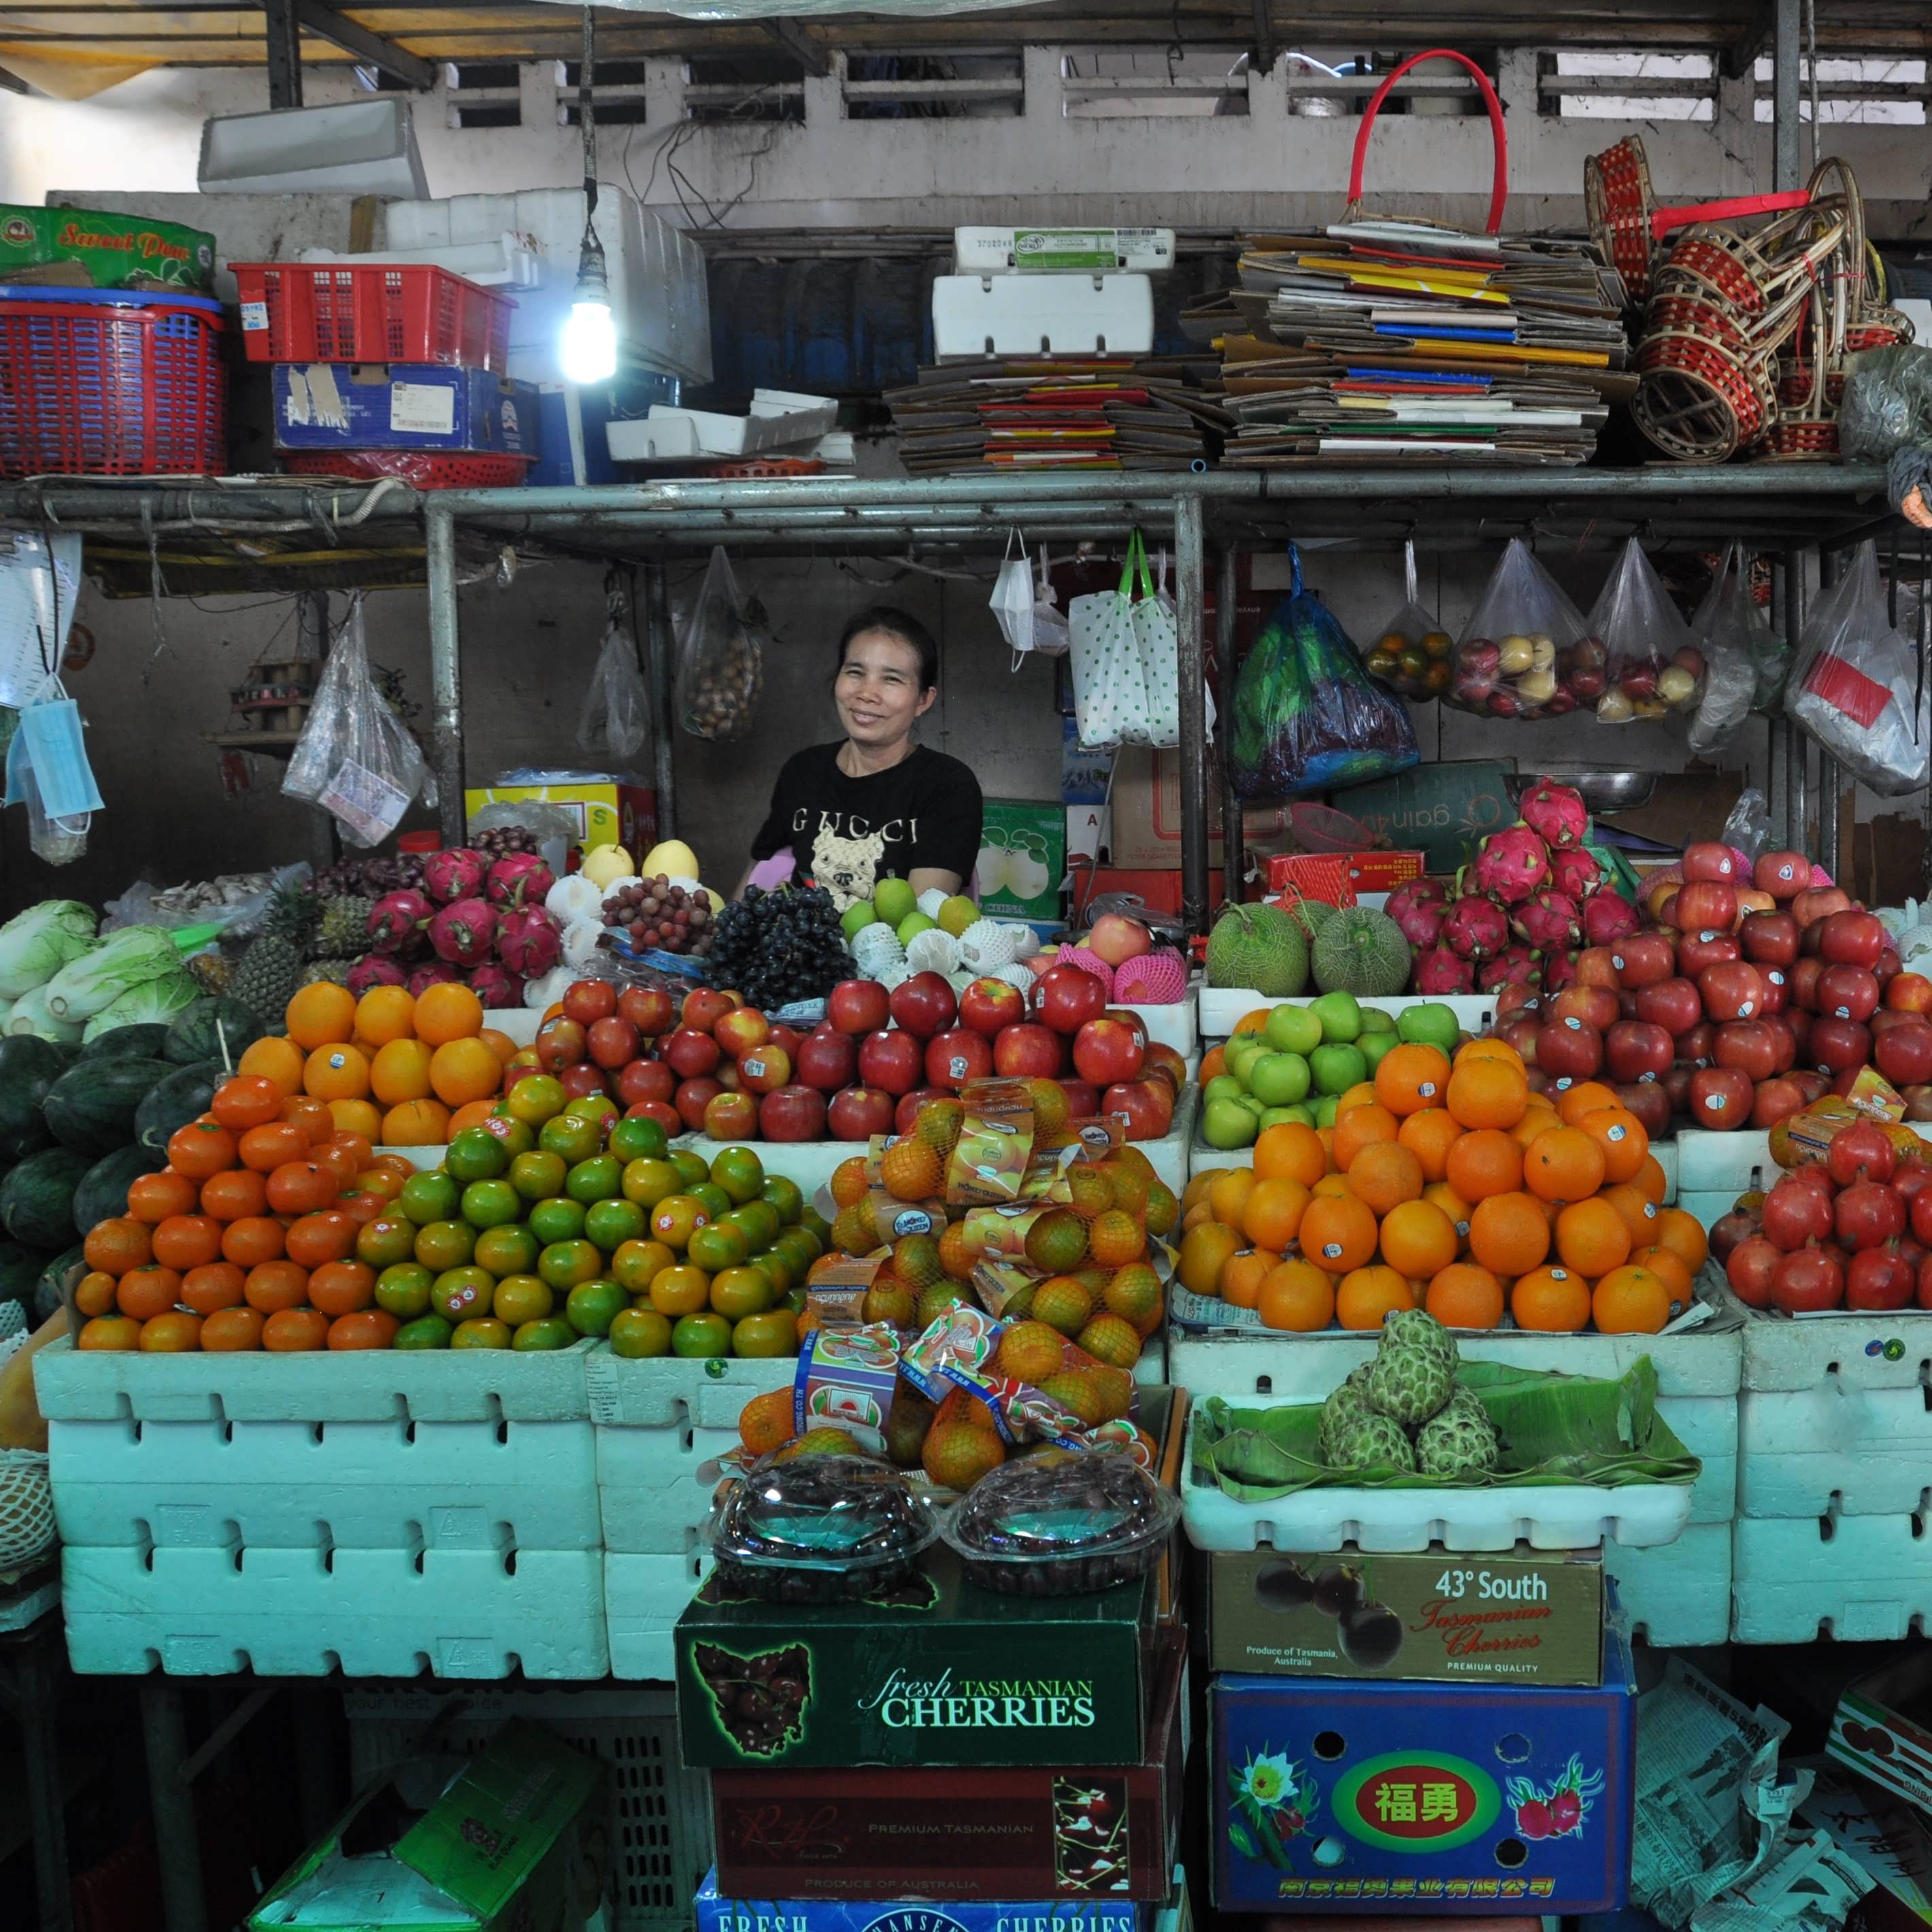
[[711, 1628, 1184, 1901], [1073, 867, 1231, 921], [1266, 851, 1426, 898]]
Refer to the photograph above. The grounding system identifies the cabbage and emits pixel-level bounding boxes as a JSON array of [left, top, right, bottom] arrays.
[[0, 901, 97, 999], [81, 970, 201, 1042], [8, 982, 83, 1044], [45, 925, 184, 1022]]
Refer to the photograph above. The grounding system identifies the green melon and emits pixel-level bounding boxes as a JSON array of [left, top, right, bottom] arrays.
[[1311, 907, 1413, 999], [1204, 903, 1308, 997]]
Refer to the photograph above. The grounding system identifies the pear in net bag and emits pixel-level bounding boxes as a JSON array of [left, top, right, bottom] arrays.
[[1786, 541, 1931, 798], [1450, 539, 1591, 720], [1588, 537, 1701, 725], [1361, 539, 1452, 703]]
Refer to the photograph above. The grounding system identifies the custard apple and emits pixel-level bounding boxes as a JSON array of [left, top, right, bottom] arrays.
[[1316, 1366, 1374, 1463], [1416, 1390, 1500, 1478], [1327, 1410, 1417, 1474], [1363, 1315, 1455, 1427]]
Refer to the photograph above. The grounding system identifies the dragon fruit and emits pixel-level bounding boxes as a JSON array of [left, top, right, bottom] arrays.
[[367, 888, 432, 954], [422, 846, 489, 906], [1542, 952, 1577, 993], [485, 852, 556, 909], [1386, 882, 1447, 950], [1412, 946, 1476, 995], [1518, 778, 1588, 850], [1471, 826, 1550, 904], [1512, 890, 1583, 952], [346, 954, 407, 997], [1479, 944, 1539, 991], [1546, 846, 1603, 899], [427, 897, 498, 967], [1442, 894, 1510, 962], [1582, 888, 1642, 946], [496, 905, 564, 980], [468, 962, 527, 1010], [407, 961, 463, 997]]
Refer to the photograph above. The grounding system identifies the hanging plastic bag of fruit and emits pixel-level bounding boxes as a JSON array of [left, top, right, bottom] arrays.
[[1450, 539, 1591, 720], [1068, 531, 1174, 749], [1686, 545, 1775, 759], [674, 547, 768, 742], [1362, 539, 1451, 703], [1229, 544, 1418, 800], [1786, 540, 1931, 797], [1587, 537, 1701, 725], [577, 619, 652, 762]]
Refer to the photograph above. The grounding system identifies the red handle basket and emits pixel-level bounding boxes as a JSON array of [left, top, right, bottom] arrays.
[[1346, 48, 1509, 235]]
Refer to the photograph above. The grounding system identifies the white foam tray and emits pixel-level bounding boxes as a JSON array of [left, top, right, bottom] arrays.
[[954, 227, 1176, 275], [1738, 1382, 1932, 1518], [1731, 1513, 1932, 1644], [1197, 990, 1495, 1040], [931, 273, 1154, 358], [1180, 1404, 1696, 1553], [1122, 999, 1197, 1057], [605, 1550, 706, 1680], [1703, 1281, 1932, 1394], [1603, 1522, 1732, 1650], [614, 389, 837, 459], [61, 1544, 609, 1678], [299, 233, 542, 288]]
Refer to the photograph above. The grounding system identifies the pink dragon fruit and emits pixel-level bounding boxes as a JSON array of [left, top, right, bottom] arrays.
[[427, 897, 498, 967], [1442, 894, 1510, 962], [1471, 826, 1550, 904], [407, 961, 463, 997], [1518, 777, 1588, 850], [468, 962, 527, 1010], [422, 846, 489, 906], [1386, 877, 1448, 922], [1479, 944, 1539, 992], [496, 905, 564, 980], [1412, 946, 1476, 995], [346, 954, 407, 997], [1386, 882, 1446, 950], [367, 888, 432, 954], [1582, 888, 1641, 946], [1512, 890, 1582, 952], [485, 852, 556, 909], [1546, 845, 1603, 899], [1542, 951, 1578, 993]]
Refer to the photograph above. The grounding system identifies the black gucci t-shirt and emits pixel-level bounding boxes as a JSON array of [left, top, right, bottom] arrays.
[[750, 742, 984, 910]]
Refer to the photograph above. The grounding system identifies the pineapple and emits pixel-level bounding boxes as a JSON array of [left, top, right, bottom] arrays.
[[316, 894, 373, 959], [301, 961, 355, 987], [187, 951, 233, 996], [231, 882, 318, 1027]]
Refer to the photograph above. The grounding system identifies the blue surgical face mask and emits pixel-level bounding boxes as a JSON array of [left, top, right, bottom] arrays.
[[18, 695, 103, 820]]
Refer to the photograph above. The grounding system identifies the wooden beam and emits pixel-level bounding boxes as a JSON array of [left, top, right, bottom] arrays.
[[1722, 0, 1771, 77], [264, 0, 301, 102], [761, 15, 830, 76], [0, 57, 23, 86]]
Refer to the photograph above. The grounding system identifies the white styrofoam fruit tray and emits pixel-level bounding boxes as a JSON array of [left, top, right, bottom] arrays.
[[1171, 1323, 1736, 1525], [931, 272, 1154, 358], [1738, 1383, 1932, 1518], [605, 1550, 707, 1680], [1197, 989, 1497, 1040], [1603, 1522, 1733, 1650], [1179, 1403, 1696, 1553], [1703, 1280, 1932, 1393], [61, 1544, 609, 1678], [1731, 1513, 1932, 1644], [1676, 1120, 1932, 1197]]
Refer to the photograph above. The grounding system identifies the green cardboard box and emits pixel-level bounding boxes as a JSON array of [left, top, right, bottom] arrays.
[[675, 1547, 1154, 1769], [248, 1718, 602, 1931], [1336, 759, 1518, 875], [978, 797, 1066, 924], [0, 205, 216, 292]]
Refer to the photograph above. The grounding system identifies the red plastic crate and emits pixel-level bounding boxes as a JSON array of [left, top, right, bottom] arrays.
[[282, 448, 531, 488], [232, 262, 514, 368]]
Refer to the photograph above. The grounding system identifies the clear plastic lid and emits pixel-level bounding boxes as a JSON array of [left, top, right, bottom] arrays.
[[707, 1452, 939, 1574], [940, 1450, 1181, 1567]]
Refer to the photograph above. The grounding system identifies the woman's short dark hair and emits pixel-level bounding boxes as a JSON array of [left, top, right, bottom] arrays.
[[837, 607, 939, 693]]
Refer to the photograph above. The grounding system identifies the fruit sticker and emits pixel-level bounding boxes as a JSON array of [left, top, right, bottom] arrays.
[[1506, 1754, 1603, 1842], [1225, 1744, 1322, 1869], [1333, 1752, 1500, 1852]]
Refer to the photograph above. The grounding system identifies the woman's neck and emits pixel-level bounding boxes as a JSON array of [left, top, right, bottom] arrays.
[[839, 737, 916, 778]]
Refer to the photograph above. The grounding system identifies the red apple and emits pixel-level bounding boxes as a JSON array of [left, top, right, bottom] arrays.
[[1710, 1209, 1759, 1266], [1809, 1016, 1872, 1074], [1035, 964, 1110, 1036], [1660, 1065, 1694, 1114], [1699, 961, 1767, 1022], [1820, 910, 1888, 969], [1103, 1078, 1173, 1141], [1676, 1020, 1716, 1067], [925, 1028, 995, 1092], [1815, 964, 1880, 1025], [559, 1063, 609, 1100], [1688, 1065, 1752, 1130], [1073, 1018, 1146, 1087], [1683, 841, 1742, 884], [618, 984, 675, 1037], [616, 1058, 674, 1108], [1059, 1078, 1101, 1118], [1878, 948, 1903, 988], [1577, 947, 1622, 989], [1759, 967, 1791, 1015], [1537, 1018, 1604, 1082], [895, 1088, 949, 1135], [713, 1006, 771, 1061], [1791, 957, 1825, 1010], [858, 1029, 925, 1096], [1713, 1020, 1778, 1082], [1754, 850, 1811, 900], [675, 1076, 723, 1131], [1088, 914, 1153, 967], [1633, 978, 1702, 1036], [993, 1022, 1065, 1080], [702, 1090, 759, 1141], [1762, 1014, 1799, 1071], [1676, 880, 1739, 932], [1611, 933, 1677, 989], [828, 1085, 895, 1141], [1888, 972, 1932, 1014], [1727, 1233, 1781, 1308], [1550, 986, 1620, 1032], [1146, 1042, 1188, 1093], [759, 1085, 827, 1144], [1615, 1080, 1673, 1139], [661, 1027, 722, 1080], [1848, 1246, 1916, 1310], [959, 977, 1027, 1039], [1678, 929, 1744, 976], [736, 1045, 792, 1095], [1790, 1067, 1830, 1103], [828, 978, 892, 1037], [625, 1099, 683, 1139], [1605, 1020, 1673, 1083], [1498, 1014, 1541, 1063], [563, 978, 618, 1025], [535, 1017, 587, 1071], [1772, 1244, 1844, 1313], [586, 1015, 641, 1071], [1876, 1020, 1932, 1088], [1739, 911, 1800, 968], [1793, 886, 1854, 928], [682, 988, 737, 1034], [888, 972, 957, 1040], [795, 1027, 857, 1093], [1750, 1076, 1807, 1130], [714, 1060, 739, 1093]]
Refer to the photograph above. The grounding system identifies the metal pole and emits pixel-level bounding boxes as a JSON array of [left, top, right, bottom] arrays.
[[1215, 547, 1243, 910], [1773, 0, 1802, 191], [1784, 549, 1810, 856], [265, 0, 303, 107], [1175, 493, 1210, 941], [141, 1678, 208, 1932], [424, 505, 465, 848], [643, 564, 676, 842], [1816, 547, 1842, 885], [17, 1628, 71, 1932]]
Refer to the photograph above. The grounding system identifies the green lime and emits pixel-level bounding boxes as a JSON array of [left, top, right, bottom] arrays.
[[686, 1220, 750, 1273], [446, 1127, 510, 1182], [374, 1262, 434, 1320], [398, 1171, 459, 1226], [688, 1181, 731, 1223], [528, 1196, 588, 1245], [621, 1159, 682, 1210], [473, 1222, 539, 1278], [667, 1148, 710, 1190], [414, 1218, 477, 1271], [538, 1238, 603, 1290], [356, 1214, 418, 1269], [430, 1265, 494, 1322], [709, 1146, 765, 1205], [565, 1154, 624, 1204], [584, 1196, 648, 1253], [509, 1150, 567, 1201], [671, 1312, 733, 1359], [460, 1178, 522, 1229], [538, 1112, 603, 1164], [609, 1307, 671, 1359], [512, 1316, 576, 1352], [725, 1200, 781, 1250], [450, 1317, 512, 1350], [730, 1310, 800, 1358], [393, 1313, 453, 1350], [609, 1115, 669, 1163], [504, 1073, 567, 1127], [759, 1175, 804, 1225], [493, 1274, 554, 1325], [565, 1277, 628, 1337]]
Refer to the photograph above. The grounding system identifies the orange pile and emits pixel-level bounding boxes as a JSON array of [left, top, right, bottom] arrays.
[[1175, 1039, 1703, 1336]]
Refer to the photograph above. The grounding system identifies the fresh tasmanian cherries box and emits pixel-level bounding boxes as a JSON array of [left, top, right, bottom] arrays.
[[674, 1549, 1155, 1769], [710, 1631, 1184, 1899], [1208, 1548, 1605, 1687], [693, 1871, 1160, 1932], [1212, 1625, 1635, 1916]]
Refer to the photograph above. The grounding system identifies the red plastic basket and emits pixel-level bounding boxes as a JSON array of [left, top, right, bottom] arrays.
[[282, 448, 531, 488], [233, 262, 514, 368], [0, 285, 226, 478]]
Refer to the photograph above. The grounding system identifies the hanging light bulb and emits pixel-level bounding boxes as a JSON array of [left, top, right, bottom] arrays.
[[561, 1, 617, 384]]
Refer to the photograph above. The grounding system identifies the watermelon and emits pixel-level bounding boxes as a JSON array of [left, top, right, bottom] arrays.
[[0, 1238, 46, 1310], [73, 1143, 167, 1236], [44, 1058, 172, 1156], [135, 1061, 224, 1151], [0, 1035, 65, 1161], [33, 1244, 83, 1322], [165, 996, 267, 1067], [2, 1148, 94, 1250], [77, 1023, 173, 1063]]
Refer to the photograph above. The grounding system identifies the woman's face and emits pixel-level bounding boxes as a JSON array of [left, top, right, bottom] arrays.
[[835, 629, 935, 749]]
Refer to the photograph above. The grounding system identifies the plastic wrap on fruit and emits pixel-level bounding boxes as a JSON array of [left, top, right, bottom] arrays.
[[792, 1321, 905, 1454], [945, 1078, 1036, 1205], [1229, 545, 1419, 799], [900, 1303, 1004, 1403], [1450, 539, 1591, 720], [1588, 537, 1701, 724]]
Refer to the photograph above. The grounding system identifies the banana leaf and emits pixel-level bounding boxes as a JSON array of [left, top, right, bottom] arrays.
[[1191, 1358, 1699, 1501]]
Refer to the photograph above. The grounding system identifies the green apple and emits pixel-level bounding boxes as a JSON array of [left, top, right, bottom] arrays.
[[1312, 1095, 1339, 1129], [1203, 1098, 1261, 1150], [1397, 1001, 1460, 1054], [873, 877, 917, 927], [1310, 1041, 1368, 1097], [1357, 1031, 1396, 1075], [1248, 1051, 1312, 1108], [1227, 1041, 1271, 1089], [1310, 990, 1363, 1043], [1359, 1007, 1397, 1036], [1264, 1003, 1323, 1056], [1260, 1104, 1316, 1130], [1203, 1073, 1246, 1108], [895, 911, 937, 945]]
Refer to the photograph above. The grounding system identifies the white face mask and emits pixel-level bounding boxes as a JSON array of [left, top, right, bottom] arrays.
[[990, 533, 1070, 666]]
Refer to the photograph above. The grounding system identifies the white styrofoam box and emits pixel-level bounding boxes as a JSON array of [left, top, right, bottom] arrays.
[[628, 390, 837, 458], [1171, 1322, 1737, 1524], [299, 233, 543, 288], [954, 227, 1176, 276], [1739, 1382, 1932, 1518], [381, 186, 712, 384], [1603, 1522, 1732, 1649], [1678, 1191, 1746, 1231], [1677, 1120, 1932, 1198], [1898, 297, 1932, 342], [1731, 1512, 1932, 1644], [1139, 1079, 1197, 1195], [61, 1544, 609, 1678], [932, 273, 1154, 359], [1124, 997, 1197, 1058], [199, 99, 427, 197], [1725, 1291, 1932, 1394], [1197, 988, 1495, 1039], [605, 1550, 707, 1680]]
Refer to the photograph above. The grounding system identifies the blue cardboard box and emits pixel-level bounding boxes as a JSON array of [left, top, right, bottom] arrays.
[[694, 1871, 1156, 1932], [271, 362, 540, 455], [1212, 1622, 1635, 1916]]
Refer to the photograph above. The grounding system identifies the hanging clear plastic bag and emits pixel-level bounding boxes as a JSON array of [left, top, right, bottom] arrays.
[[1451, 538, 1591, 720], [5, 729, 86, 865], [1686, 546, 1775, 759], [1786, 541, 1931, 797], [1839, 344, 1932, 458], [1586, 537, 1701, 724], [1229, 544, 1420, 799], [675, 547, 767, 742], [577, 621, 651, 762], [1721, 788, 1773, 862], [282, 594, 432, 848], [1363, 540, 1451, 702], [1069, 531, 1169, 749]]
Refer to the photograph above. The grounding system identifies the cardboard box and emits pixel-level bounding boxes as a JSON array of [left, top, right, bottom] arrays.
[[465, 780, 655, 860], [1072, 868, 1227, 922], [1266, 852, 1425, 897], [1208, 1548, 1605, 1688], [1831, 1652, 1932, 1820], [695, 1873, 1159, 1932], [712, 1630, 1184, 1899], [1108, 745, 1288, 871], [1, 204, 215, 292], [1333, 762, 1518, 876], [1212, 1624, 1635, 1916], [980, 798, 1067, 922], [272, 363, 541, 455], [1795, 1759, 1932, 1932], [674, 1548, 1155, 1770], [247, 1718, 601, 1932], [1063, 716, 1114, 805]]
